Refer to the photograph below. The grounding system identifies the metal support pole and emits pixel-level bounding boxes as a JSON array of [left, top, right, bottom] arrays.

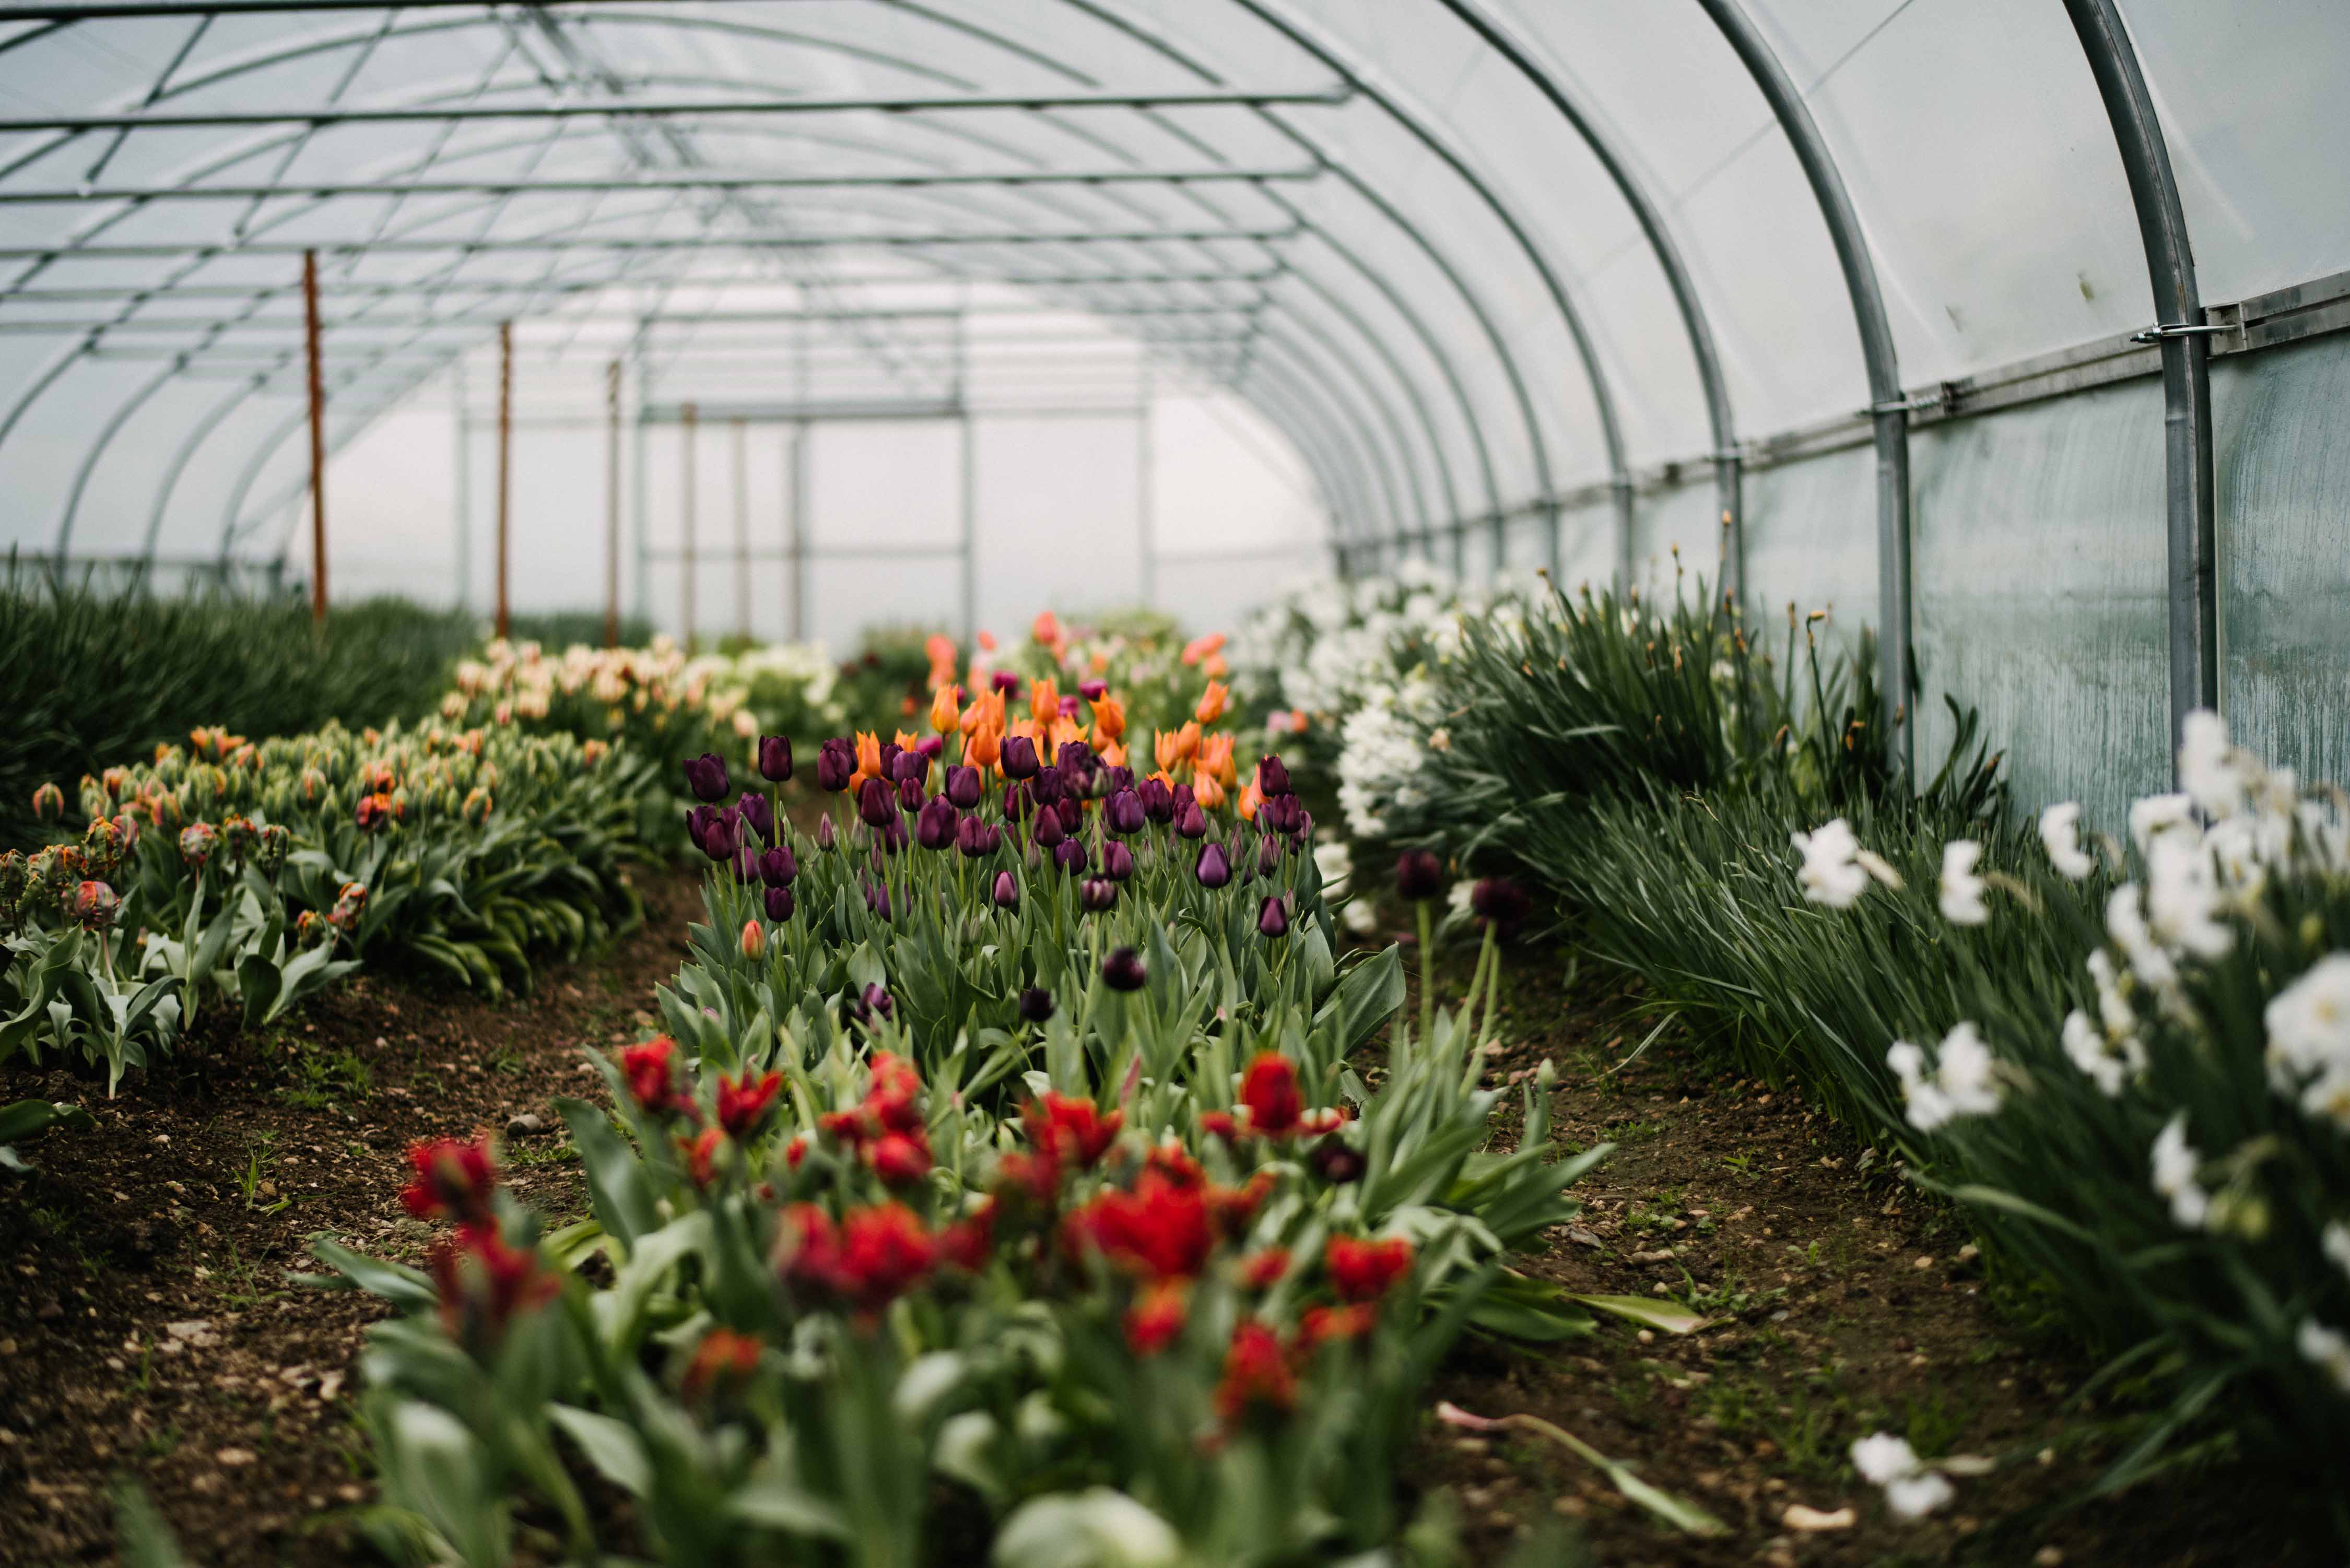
[[1136, 371, 1156, 608], [788, 420, 808, 643], [731, 416, 750, 642], [604, 358, 621, 648], [300, 247, 325, 623], [2061, 0, 2219, 756], [958, 414, 978, 646], [1697, 0, 1912, 778], [451, 363, 469, 613], [679, 399, 697, 650], [494, 320, 512, 641]]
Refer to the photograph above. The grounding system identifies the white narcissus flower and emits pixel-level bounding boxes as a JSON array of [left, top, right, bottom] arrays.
[[1938, 839, 1989, 925], [2062, 1009, 2129, 1097], [2264, 954, 2350, 1091], [2129, 792, 2197, 854], [1312, 840, 1353, 895], [2039, 801, 2097, 880], [2324, 1221, 2350, 1282], [2106, 886, 2179, 989], [1848, 1432, 1957, 1520], [2151, 1113, 2211, 1229], [1342, 898, 1380, 936], [2178, 709, 2250, 820], [2298, 1321, 2350, 1394], [2144, 832, 2232, 960], [1886, 1023, 2001, 1132], [1791, 818, 1868, 909]]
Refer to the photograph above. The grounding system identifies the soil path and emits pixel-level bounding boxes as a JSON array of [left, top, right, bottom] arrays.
[[0, 867, 703, 1567]]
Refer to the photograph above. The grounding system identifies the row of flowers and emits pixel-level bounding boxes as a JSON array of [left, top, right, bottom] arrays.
[[1277, 565, 2350, 1527], [309, 667, 1712, 1566]]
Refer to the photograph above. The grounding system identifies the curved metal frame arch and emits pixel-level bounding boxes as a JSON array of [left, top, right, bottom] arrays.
[[1695, 0, 1913, 777]]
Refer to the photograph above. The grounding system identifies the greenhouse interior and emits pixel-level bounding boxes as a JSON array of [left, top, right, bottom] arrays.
[[2, 2, 2347, 1563]]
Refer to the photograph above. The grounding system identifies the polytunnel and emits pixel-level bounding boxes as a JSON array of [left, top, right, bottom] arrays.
[[2, 0, 2348, 820]]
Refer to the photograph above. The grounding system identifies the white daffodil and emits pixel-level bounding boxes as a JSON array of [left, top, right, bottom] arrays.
[[2298, 1320, 2350, 1395], [1312, 840, 1354, 897], [1792, 818, 1869, 909], [1341, 899, 1380, 937], [2264, 954, 2350, 1091], [2038, 801, 2097, 880], [2106, 886, 2179, 989], [2129, 792, 2197, 855], [2151, 1113, 2210, 1229], [2062, 1009, 2129, 1097], [2178, 709, 2250, 821], [1848, 1432, 1957, 1520], [2087, 949, 2137, 1039], [1886, 1022, 2001, 1132], [2144, 833, 2232, 960], [1938, 839, 1989, 925]]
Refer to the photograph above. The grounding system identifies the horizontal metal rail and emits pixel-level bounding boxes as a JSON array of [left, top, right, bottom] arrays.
[[4, 0, 653, 16], [0, 164, 1325, 204], [0, 226, 1301, 260], [0, 86, 1350, 133], [0, 270, 1284, 302]]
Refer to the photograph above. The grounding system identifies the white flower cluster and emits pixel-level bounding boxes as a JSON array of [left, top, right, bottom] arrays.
[[1848, 1433, 1957, 1519], [1789, 817, 1901, 908], [1334, 673, 1446, 839], [1888, 1021, 2002, 1131]]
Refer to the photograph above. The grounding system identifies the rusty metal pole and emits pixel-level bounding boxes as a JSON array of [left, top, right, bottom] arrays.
[[604, 358, 621, 647], [495, 320, 513, 640], [301, 248, 326, 622], [679, 400, 697, 649]]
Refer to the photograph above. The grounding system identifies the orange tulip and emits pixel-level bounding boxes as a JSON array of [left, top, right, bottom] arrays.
[[924, 633, 958, 689], [1029, 677, 1060, 728], [1089, 651, 1110, 675], [1098, 738, 1128, 770], [1192, 772, 1227, 810], [978, 629, 998, 652], [929, 685, 960, 736], [1198, 732, 1237, 788], [895, 729, 922, 752], [1031, 610, 1062, 646], [1180, 631, 1226, 666], [1146, 768, 1176, 790], [1194, 680, 1230, 725], [1237, 780, 1263, 821], [961, 688, 1005, 737], [967, 724, 1002, 770], [1155, 722, 1200, 773], [1047, 714, 1084, 762], [1089, 694, 1127, 742], [1202, 652, 1228, 680], [852, 731, 883, 788]]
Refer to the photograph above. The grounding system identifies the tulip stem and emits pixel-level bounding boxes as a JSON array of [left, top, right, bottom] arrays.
[[1416, 900, 1436, 1042]]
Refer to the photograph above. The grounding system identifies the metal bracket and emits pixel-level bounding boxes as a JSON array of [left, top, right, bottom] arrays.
[[2130, 321, 2234, 344]]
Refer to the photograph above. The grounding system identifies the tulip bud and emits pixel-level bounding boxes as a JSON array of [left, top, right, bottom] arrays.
[[1054, 797, 1083, 836], [1309, 1135, 1366, 1184], [1079, 877, 1118, 913], [858, 777, 896, 829], [993, 870, 1020, 910], [1471, 876, 1533, 937], [1194, 843, 1231, 889], [1256, 755, 1292, 797], [684, 752, 730, 803], [865, 880, 892, 922], [1257, 895, 1290, 941], [916, 796, 959, 851], [1018, 987, 1054, 1023], [178, 821, 218, 870], [1394, 850, 1444, 902], [1102, 841, 1135, 882], [1104, 788, 1145, 836], [916, 735, 944, 760], [1101, 946, 1147, 992], [734, 791, 776, 846], [898, 775, 926, 815], [1029, 766, 1063, 808], [944, 764, 982, 809], [763, 884, 796, 923], [891, 749, 931, 789], [1054, 839, 1088, 876], [1031, 808, 1065, 850], [70, 879, 119, 933], [958, 816, 1002, 858], [816, 739, 855, 793], [1078, 679, 1107, 701], [759, 844, 798, 886], [740, 919, 766, 960], [861, 983, 896, 1023], [758, 735, 793, 782], [30, 782, 63, 822], [1139, 777, 1174, 824], [702, 809, 739, 862], [1174, 799, 1207, 841], [1258, 833, 1284, 876], [1001, 735, 1040, 781], [992, 668, 1022, 695], [815, 815, 837, 851]]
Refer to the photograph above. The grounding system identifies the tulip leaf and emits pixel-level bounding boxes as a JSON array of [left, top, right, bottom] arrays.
[[1569, 1294, 1708, 1335], [546, 1404, 651, 1498], [730, 1480, 852, 1540], [303, 1235, 439, 1312], [1313, 943, 1404, 1053], [555, 1095, 660, 1253]]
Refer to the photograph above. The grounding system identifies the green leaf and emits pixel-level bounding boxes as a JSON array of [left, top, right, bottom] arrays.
[[303, 1236, 439, 1312], [546, 1404, 651, 1498], [555, 1096, 660, 1252], [1313, 943, 1405, 1053], [729, 1481, 852, 1540], [0, 1097, 93, 1145], [1569, 1294, 1709, 1335]]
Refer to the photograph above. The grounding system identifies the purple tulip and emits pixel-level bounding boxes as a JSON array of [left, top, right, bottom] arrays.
[[1174, 799, 1207, 841], [1078, 678, 1107, 701], [1256, 754, 1292, 798], [957, 815, 1002, 858], [991, 669, 1022, 695], [1471, 876, 1533, 937], [1395, 850, 1444, 902], [944, 764, 982, 809], [701, 808, 740, 862], [1171, 782, 1197, 818], [877, 815, 909, 854], [1262, 794, 1303, 837], [1101, 946, 1146, 992], [758, 735, 793, 783], [891, 749, 931, 789], [898, 775, 926, 815], [1310, 1137, 1366, 1184], [1139, 777, 1174, 824], [685, 804, 719, 853], [1001, 735, 1040, 781], [993, 869, 1020, 911], [763, 883, 795, 923], [865, 881, 892, 922], [1079, 877, 1117, 912], [684, 752, 729, 803], [1104, 788, 1145, 836], [815, 738, 855, 793], [815, 815, 837, 851], [1003, 783, 1032, 823], [731, 844, 760, 885], [877, 740, 903, 782], [1018, 987, 1054, 1023], [735, 791, 775, 846], [1059, 695, 1082, 721], [1031, 807, 1065, 849], [1291, 809, 1314, 846], [916, 795, 959, 851], [759, 844, 798, 887], [1258, 833, 1283, 876], [1054, 838, 1089, 876], [1104, 765, 1135, 794], [1053, 797, 1083, 836], [915, 735, 945, 761], [1195, 843, 1231, 889], [1257, 895, 1290, 940], [1029, 766, 1064, 807], [858, 777, 897, 829], [1102, 841, 1135, 882], [861, 982, 895, 1022]]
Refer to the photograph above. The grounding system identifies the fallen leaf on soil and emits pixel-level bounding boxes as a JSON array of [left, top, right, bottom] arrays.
[[1783, 1504, 1855, 1531]]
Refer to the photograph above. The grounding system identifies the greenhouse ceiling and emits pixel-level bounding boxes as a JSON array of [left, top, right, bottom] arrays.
[[4, 0, 2348, 770]]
